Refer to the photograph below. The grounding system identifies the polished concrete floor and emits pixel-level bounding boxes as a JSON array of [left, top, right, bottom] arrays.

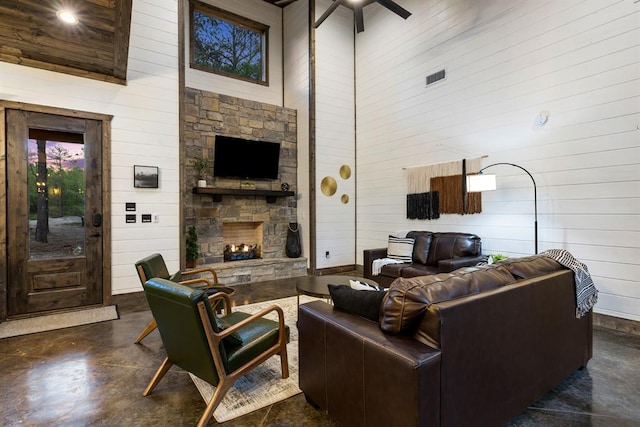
[[1, 276, 639, 426]]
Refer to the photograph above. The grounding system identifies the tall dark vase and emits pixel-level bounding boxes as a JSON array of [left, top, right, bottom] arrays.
[[286, 222, 302, 258]]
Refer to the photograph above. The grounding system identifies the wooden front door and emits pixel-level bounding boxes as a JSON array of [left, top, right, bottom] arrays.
[[6, 110, 104, 316]]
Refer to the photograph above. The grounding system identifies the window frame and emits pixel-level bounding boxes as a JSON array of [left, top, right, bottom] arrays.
[[189, 0, 270, 86]]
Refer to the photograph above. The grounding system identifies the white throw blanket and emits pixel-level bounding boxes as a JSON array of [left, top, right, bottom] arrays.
[[349, 279, 386, 291], [371, 258, 404, 276], [371, 230, 412, 276], [540, 249, 598, 318]]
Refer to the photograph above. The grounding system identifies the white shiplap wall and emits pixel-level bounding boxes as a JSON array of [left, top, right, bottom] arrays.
[[315, 0, 357, 268], [283, 0, 311, 267], [355, 0, 640, 320], [184, 0, 284, 106], [0, 0, 180, 294]]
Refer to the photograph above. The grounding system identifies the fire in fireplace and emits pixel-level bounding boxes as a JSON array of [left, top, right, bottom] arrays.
[[224, 243, 261, 261]]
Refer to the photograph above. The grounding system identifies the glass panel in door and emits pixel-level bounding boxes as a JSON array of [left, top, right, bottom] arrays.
[[28, 136, 86, 259]]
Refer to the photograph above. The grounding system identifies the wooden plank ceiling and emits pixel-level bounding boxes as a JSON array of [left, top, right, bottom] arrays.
[[0, 0, 132, 84], [0, 0, 294, 85]]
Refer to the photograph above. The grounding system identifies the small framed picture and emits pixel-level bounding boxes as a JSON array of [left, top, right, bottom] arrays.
[[134, 165, 159, 189]]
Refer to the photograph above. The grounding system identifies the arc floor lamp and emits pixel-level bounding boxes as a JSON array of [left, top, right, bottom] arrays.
[[466, 163, 538, 254]]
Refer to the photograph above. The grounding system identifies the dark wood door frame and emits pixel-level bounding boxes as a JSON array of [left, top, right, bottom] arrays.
[[0, 101, 113, 320]]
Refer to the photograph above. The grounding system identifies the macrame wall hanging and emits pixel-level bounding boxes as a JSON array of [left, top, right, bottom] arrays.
[[405, 157, 484, 220]]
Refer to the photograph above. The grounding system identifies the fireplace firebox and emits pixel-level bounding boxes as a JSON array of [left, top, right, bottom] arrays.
[[224, 243, 261, 261], [222, 222, 264, 262]]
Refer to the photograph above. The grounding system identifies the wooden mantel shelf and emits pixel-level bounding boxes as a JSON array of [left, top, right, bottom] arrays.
[[192, 187, 295, 203]]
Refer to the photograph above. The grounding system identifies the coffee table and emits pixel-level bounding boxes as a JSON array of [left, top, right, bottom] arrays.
[[295, 275, 380, 307]]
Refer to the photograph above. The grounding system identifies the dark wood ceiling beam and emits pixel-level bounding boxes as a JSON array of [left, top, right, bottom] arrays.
[[85, 0, 117, 9], [0, 19, 114, 53], [0, 0, 132, 84], [0, 2, 116, 35], [0, 45, 22, 58], [112, 0, 132, 81], [0, 10, 114, 52], [0, 51, 124, 85], [0, 39, 114, 78], [12, 0, 115, 23], [0, 29, 113, 65], [32, 54, 113, 76], [5, 48, 115, 77]]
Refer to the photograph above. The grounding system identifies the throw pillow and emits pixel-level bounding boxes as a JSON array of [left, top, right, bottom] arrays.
[[328, 284, 387, 322], [214, 316, 244, 347], [387, 235, 415, 263]]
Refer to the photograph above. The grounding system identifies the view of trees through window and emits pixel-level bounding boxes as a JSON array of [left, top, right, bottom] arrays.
[[27, 140, 85, 258], [28, 141, 85, 221], [190, 2, 267, 84]]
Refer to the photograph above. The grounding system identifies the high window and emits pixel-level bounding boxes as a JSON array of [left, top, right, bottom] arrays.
[[189, 1, 269, 85]]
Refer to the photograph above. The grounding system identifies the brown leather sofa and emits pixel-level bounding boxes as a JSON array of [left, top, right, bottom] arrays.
[[299, 255, 593, 427], [363, 231, 486, 287]]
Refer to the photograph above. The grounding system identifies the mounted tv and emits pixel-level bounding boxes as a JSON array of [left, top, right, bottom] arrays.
[[213, 136, 280, 180]]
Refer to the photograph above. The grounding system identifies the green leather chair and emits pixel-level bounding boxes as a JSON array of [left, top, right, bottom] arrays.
[[141, 278, 290, 427], [134, 253, 226, 343]]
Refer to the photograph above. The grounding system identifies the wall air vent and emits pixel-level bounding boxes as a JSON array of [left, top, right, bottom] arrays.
[[426, 69, 446, 86]]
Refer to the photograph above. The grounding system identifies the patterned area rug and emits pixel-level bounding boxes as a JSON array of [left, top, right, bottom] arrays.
[[190, 294, 318, 423], [0, 306, 119, 339]]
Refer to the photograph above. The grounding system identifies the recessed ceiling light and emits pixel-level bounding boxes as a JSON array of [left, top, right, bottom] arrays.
[[56, 10, 78, 25]]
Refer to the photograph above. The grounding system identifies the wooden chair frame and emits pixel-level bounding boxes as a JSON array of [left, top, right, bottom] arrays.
[[134, 262, 220, 343], [142, 292, 289, 427]]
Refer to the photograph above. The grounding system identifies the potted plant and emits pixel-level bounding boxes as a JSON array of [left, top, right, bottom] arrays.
[[191, 155, 211, 187], [488, 253, 507, 264], [186, 226, 199, 268]]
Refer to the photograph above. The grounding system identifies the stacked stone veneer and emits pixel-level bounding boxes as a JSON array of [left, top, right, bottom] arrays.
[[184, 87, 306, 284]]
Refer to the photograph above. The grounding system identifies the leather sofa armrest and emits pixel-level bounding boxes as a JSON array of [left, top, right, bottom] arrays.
[[431, 270, 591, 426], [438, 255, 488, 272], [363, 247, 388, 279], [298, 301, 441, 427]]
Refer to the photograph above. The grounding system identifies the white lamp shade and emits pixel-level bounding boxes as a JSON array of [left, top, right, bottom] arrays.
[[466, 174, 497, 192]]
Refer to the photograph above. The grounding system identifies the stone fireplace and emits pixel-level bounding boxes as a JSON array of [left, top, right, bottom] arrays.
[[184, 88, 307, 284]]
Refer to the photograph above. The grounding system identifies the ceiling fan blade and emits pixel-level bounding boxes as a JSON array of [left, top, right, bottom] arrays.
[[376, 0, 411, 19], [314, 0, 345, 28], [274, 0, 297, 6], [354, 4, 365, 33]]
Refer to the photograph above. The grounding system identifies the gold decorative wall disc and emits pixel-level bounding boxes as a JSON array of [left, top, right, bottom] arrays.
[[341, 194, 349, 204], [321, 176, 337, 196], [339, 165, 351, 180]]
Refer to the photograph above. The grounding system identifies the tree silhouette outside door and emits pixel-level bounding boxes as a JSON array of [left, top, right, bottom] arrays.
[[27, 136, 85, 257]]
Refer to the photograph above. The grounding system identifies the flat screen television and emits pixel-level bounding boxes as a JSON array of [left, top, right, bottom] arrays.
[[213, 136, 280, 180]]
